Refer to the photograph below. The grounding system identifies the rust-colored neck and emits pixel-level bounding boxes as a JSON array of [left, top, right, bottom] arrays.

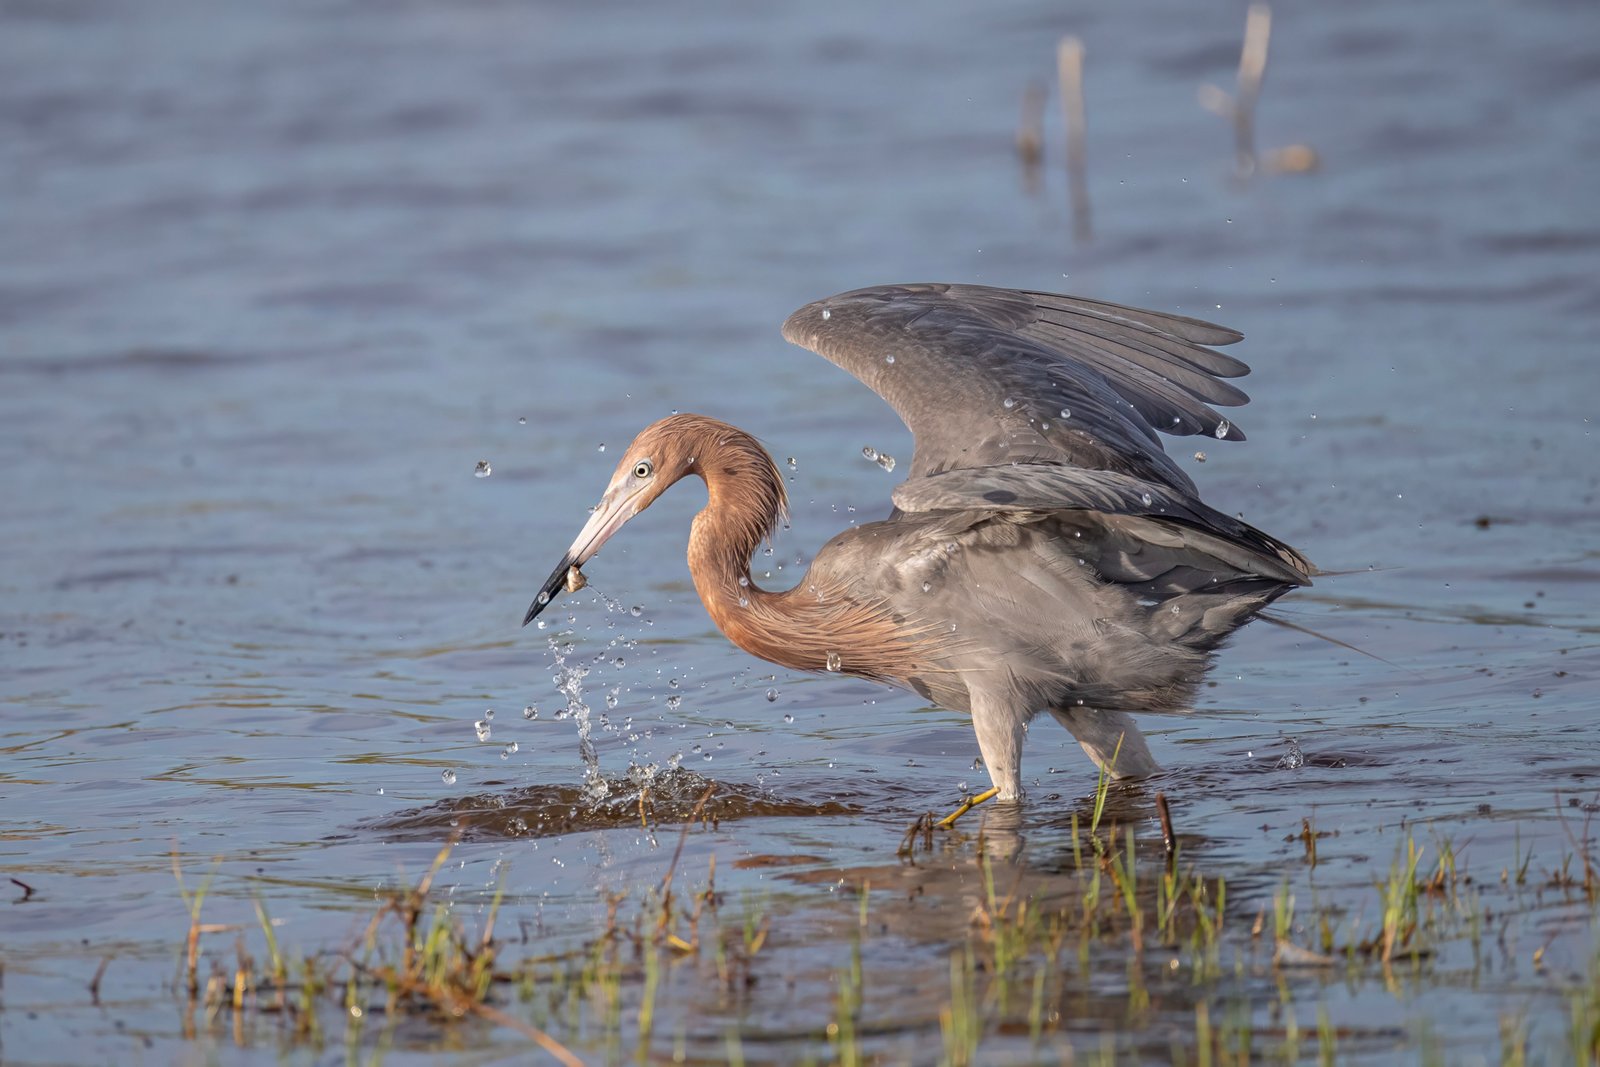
[[684, 441, 925, 683]]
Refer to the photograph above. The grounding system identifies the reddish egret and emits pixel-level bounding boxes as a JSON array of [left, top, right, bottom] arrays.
[[524, 284, 1313, 812]]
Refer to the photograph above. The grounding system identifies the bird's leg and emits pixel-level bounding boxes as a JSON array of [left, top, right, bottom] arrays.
[[1048, 707, 1161, 779], [938, 697, 1027, 828], [972, 698, 1027, 801]]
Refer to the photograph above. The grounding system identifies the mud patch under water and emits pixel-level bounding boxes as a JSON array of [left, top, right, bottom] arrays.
[[360, 769, 861, 840]]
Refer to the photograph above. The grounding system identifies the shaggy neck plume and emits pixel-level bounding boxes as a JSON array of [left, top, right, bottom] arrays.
[[673, 417, 923, 682]]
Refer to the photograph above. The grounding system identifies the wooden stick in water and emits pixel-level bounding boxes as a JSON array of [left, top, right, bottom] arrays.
[[1234, 4, 1272, 177], [1056, 36, 1091, 243], [1016, 82, 1046, 195]]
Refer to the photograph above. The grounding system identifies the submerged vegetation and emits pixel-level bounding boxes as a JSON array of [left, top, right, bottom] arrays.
[[154, 777, 1600, 1065]]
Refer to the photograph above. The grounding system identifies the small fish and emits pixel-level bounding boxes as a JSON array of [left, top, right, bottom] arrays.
[[565, 565, 588, 593]]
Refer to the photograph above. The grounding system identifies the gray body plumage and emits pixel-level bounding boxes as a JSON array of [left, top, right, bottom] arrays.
[[783, 284, 1313, 797]]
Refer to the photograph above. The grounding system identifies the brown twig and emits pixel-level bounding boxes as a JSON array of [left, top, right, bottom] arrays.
[[1155, 793, 1175, 857], [659, 783, 717, 897], [88, 955, 113, 1004], [8, 877, 34, 902], [469, 1000, 584, 1066], [1017, 81, 1046, 195]]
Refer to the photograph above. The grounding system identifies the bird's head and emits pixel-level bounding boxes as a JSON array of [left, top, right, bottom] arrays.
[[522, 414, 747, 625]]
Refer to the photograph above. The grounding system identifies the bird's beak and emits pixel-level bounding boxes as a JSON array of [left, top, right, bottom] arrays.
[[522, 484, 642, 626]]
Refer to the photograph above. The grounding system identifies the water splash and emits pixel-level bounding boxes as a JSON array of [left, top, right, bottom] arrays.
[[550, 636, 608, 800]]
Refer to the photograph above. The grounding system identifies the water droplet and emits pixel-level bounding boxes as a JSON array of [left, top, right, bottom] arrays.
[[613, 656, 626, 668], [1194, 451, 1207, 463], [483, 707, 494, 720], [825, 651, 842, 672], [1214, 420, 1230, 439], [668, 678, 679, 689], [945, 542, 958, 553], [441, 769, 457, 785], [605, 690, 619, 710], [666, 695, 681, 709], [474, 460, 492, 478], [702, 752, 713, 761], [474, 720, 492, 742], [876, 453, 896, 473], [862, 445, 878, 462], [921, 581, 931, 593], [597, 443, 606, 453], [522, 705, 538, 720], [957, 781, 970, 794], [821, 308, 831, 320], [517, 416, 527, 425], [738, 576, 750, 587], [783, 713, 795, 723], [884, 353, 895, 364], [630, 605, 643, 617], [535, 619, 548, 629], [1140, 492, 1153, 506], [1060, 408, 1072, 419], [765, 688, 778, 701], [1003, 397, 1017, 409], [536, 591, 550, 605], [786, 456, 798, 471], [738, 596, 749, 607]]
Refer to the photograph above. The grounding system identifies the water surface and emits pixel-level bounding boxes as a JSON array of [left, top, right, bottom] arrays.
[[2, 0, 1597, 1062]]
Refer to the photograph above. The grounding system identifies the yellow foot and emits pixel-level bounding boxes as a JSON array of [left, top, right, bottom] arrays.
[[936, 786, 1001, 829]]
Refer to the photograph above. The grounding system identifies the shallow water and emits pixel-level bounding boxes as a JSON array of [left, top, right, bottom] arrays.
[[2, 0, 1598, 1062]]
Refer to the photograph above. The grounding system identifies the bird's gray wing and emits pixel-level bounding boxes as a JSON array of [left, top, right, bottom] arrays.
[[781, 283, 1250, 493], [892, 464, 1313, 586]]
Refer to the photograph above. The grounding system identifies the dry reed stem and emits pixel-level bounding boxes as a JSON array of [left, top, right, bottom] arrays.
[[658, 783, 717, 897], [468, 1001, 584, 1067], [1234, 4, 1271, 175], [1056, 36, 1092, 242]]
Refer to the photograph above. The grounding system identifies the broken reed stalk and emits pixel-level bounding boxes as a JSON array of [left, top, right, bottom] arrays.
[[659, 783, 718, 897], [1056, 36, 1091, 242], [470, 1002, 584, 1067], [1016, 82, 1046, 194], [1234, 4, 1272, 176], [1155, 793, 1175, 857]]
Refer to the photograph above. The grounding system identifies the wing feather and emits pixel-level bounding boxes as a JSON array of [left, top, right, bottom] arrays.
[[782, 283, 1252, 491]]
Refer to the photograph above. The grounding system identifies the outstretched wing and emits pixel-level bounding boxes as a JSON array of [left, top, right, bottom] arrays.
[[891, 464, 1314, 585], [781, 283, 1251, 494]]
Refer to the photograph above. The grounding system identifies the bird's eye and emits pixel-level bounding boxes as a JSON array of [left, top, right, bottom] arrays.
[[633, 460, 654, 479]]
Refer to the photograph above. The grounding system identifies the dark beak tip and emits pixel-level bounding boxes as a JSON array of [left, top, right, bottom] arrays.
[[522, 555, 576, 629]]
